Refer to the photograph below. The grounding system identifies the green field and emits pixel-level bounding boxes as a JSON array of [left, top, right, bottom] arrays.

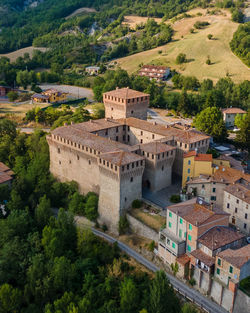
[[117, 9, 250, 83]]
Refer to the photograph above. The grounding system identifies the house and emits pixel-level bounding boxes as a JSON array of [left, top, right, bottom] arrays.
[[223, 181, 250, 234], [32, 89, 68, 104], [182, 151, 231, 187], [0, 162, 14, 187], [138, 65, 170, 82], [158, 198, 230, 266], [190, 226, 245, 278], [215, 245, 250, 285], [186, 167, 250, 209], [85, 66, 100, 75], [222, 108, 247, 128], [0, 85, 13, 97]]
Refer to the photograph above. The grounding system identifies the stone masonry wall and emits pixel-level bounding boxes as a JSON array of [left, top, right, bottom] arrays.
[[127, 213, 159, 242], [233, 289, 250, 313]]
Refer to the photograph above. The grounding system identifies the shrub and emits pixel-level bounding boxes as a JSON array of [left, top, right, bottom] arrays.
[[207, 34, 213, 40], [170, 195, 181, 203], [190, 28, 194, 33], [176, 53, 187, 64], [7, 91, 18, 102], [189, 277, 196, 286], [102, 224, 108, 232], [119, 215, 129, 235], [206, 56, 211, 65], [132, 199, 143, 209], [148, 240, 155, 252], [194, 21, 210, 29]]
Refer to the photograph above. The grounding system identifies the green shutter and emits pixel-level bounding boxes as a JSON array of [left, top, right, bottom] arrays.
[[189, 224, 192, 230], [218, 258, 221, 266], [172, 242, 176, 248], [179, 229, 182, 238], [229, 266, 233, 274], [180, 218, 183, 224], [169, 211, 172, 217], [217, 268, 220, 275], [188, 234, 192, 241], [168, 222, 172, 228], [187, 245, 191, 252]]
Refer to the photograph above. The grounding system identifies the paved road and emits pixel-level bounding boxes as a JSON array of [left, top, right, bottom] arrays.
[[39, 84, 94, 100], [92, 228, 229, 313]]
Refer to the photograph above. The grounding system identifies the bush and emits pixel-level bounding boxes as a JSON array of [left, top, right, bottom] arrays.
[[190, 28, 194, 33], [189, 277, 196, 286], [176, 53, 187, 64], [119, 215, 129, 235], [231, 9, 244, 23], [132, 199, 143, 209], [206, 56, 211, 65], [207, 34, 213, 40], [7, 91, 18, 102], [148, 240, 155, 252], [194, 21, 210, 29], [170, 195, 181, 203]]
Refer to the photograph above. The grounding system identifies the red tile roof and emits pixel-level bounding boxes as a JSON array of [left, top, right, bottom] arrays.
[[224, 183, 250, 204], [184, 151, 212, 162], [103, 87, 149, 100], [198, 226, 245, 251], [217, 245, 250, 268], [99, 150, 143, 166], [222, 108, 247, 114], [191, 249, 215, 267], [177, 254, 190, 266], [0, 162, 13, 185], [140, 142, 175, 154]]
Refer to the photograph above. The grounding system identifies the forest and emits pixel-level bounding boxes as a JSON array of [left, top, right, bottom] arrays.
[[0, 118, 198, 313], [230, 22, 250, 67]]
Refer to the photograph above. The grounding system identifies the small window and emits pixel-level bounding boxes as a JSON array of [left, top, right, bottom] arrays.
[[141, 131, 143, 135], [227, 203, 230, 209], [140, 139, 143, 144], [127, 164, 129, 170], [130, 177, 133, 182], [131, 110, 134, 114], [217, 268, 220, 275], [88, 160, 91, 165], [152, 134, 155, 139], [116, 127, 118, 133], [172, 242, 176, 249], [187, 245, 191, 252], [57, 148, 60, 154], [180, 218, 183, 224], [235, 207, 238, 213], [218, 258, 221, 266], [125, 197, 127, 202], [188, 234, 192, 241], [189, 224, 192, 230], [69, 160, 71, 164], [128, 135, 130, 142], [168, 222, 172, 228], [179, 229, 182, 238], [245, 213, 248, 219], [188, 168, 190, 174], [236, 199, 239, 204], [162, 166, 164, 171], [187, 176, 190, 181], [202, 184, 205, 189], [212, 188, 216, 193], [167, 239, 170, 245], [77, 155, 79, 160], [169, 212, 172, 218], [188, 160, 191, 165], [244, 223, 247, 229], [116, 136, 118, 141], [59, 160, 61, 165], [229, 266, 233, 274]]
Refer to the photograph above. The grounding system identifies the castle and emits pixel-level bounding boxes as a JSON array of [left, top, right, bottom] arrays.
[[47, 87, 210, 232]]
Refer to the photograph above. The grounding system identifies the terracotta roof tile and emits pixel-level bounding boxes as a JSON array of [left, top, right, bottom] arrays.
[[191, 249, 215, 267], [103, 88, 149, 100], [184, 151, 213, 162], [0, 162, 13, 184], [212, 167, 250, 184], [222, 108, 247, 114], [177, 254, 190, 265], [224, 183, 250, 204], [198, 226, 245, 251], [218, 245, 250, 268], [99, 150, 144, 166], [72, 118, 121, 133], [140, 142, 175, 154]]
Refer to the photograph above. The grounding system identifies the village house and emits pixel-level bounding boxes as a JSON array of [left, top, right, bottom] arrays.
[[221, 107, 247, 128], [158, 198, 230, 266], [0, 162, 14, 187], [138, 65, 170, 82], [215, 245, 250, 286], [223, 181, 250, 235], [85, 66, 100, 75], [186, 166, 250, 209], [32, 89, 68, 104], [47, 87, 210, 232], [0, 85, 13, 97]]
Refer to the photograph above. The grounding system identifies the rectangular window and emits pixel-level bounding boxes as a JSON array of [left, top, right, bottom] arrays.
[[189, 224, 192, 230], [180, 218, 183, 224], [227, 203, 230, 209], [187, 245, 191, 252], [179, 229, 182, 238], [217, 268, 220, 275], [212, 188, 216, 193], [188, 160, 191, 165], [244, 223, 247, 229], [245, 213, 248, 219], [167, 239, 170, 245], [229, 266, 233, 274], [235, 207, 238, 213], [169, 212, 172, 217], [218, 258, 221, 266], [188, 168, 190, 174], [172, 242, 176, 249], [188, 234, 192, 241], [168, 222, 172, 228]]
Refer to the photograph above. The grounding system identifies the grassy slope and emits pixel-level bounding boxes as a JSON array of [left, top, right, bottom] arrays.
[[117, 9, 250, 83], [0, 46, 48, 62]]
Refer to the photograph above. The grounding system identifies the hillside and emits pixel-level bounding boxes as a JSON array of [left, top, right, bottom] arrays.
[[117, 9, 250, 83]]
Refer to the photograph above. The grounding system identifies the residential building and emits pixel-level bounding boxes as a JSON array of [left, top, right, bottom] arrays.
[[186, 167, 250, 209], [215, 245, 250, 285], [0, 85, 13, 97], [158, 198, 230, 265], [190, 226, 244, 277], [47, 88, 210, 232], [32, 89, 68, 104], [138, 65, 170, 82], [85, 66, 100, 75], [222, 108, 247, 128], [223, 182, 250, 235], [0, 162, 14, 187], [182, 151, 231, 187]]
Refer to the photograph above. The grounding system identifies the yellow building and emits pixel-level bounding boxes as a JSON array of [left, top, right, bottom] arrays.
[[182, 152, 230, 187], [32, 89, 68, 104]]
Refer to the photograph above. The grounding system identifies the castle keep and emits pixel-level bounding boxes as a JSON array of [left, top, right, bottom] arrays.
[[47, 88, 210, 232]]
